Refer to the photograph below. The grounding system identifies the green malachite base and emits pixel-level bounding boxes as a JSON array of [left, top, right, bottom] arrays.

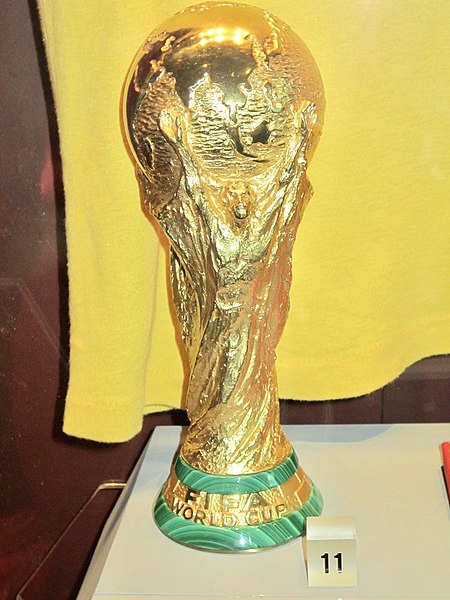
[[154, 451, 323, 552]]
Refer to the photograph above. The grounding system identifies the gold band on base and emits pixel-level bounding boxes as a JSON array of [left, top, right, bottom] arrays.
[[163, 464, 312, 528]]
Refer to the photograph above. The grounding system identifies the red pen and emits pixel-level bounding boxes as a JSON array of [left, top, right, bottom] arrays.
[[441, 441, 450, 501]]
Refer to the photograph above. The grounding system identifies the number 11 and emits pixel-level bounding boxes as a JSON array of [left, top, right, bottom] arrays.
[[321, 552, 343, 574]]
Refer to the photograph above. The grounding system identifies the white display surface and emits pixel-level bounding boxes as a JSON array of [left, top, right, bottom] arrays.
[[87, 424, 450, 599]]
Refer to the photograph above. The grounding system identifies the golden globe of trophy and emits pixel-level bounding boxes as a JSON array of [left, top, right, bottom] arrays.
[[122, 2, 325, 552]]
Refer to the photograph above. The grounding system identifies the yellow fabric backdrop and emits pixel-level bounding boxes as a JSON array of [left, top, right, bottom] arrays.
[[38, 0, 450, 442]]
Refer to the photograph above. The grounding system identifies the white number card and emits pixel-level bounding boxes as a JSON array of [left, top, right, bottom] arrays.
[[306, 516, 357, 587]]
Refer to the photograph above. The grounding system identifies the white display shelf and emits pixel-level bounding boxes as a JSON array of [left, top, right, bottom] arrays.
[[79, 424, 450, 599]]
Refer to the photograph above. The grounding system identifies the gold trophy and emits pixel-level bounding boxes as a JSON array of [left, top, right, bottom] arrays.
[[122, 2, 325, 551]]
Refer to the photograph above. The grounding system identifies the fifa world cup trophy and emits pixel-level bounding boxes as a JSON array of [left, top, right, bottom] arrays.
[[122, 2, 325, 551]]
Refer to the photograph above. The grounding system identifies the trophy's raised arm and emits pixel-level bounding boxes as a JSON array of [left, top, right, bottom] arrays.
[[122, 2, 325, 552]]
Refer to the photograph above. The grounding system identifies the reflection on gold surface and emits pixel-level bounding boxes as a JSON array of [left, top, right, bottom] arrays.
[[123, 3, 324, 474]]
